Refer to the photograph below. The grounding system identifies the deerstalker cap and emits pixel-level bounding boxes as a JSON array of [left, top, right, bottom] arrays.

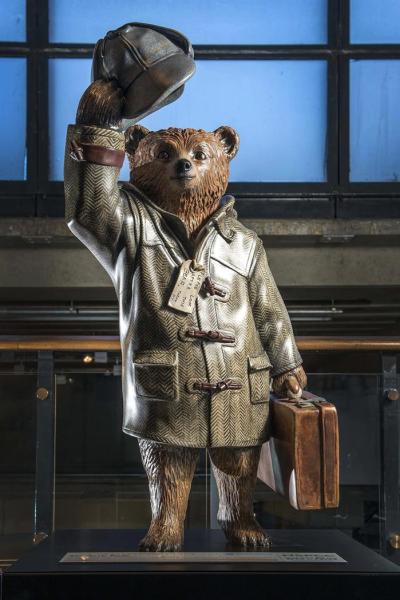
[[92, 22, 196, 122]]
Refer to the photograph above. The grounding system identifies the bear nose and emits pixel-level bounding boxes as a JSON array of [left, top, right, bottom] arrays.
[[176, 159, 192, 175]]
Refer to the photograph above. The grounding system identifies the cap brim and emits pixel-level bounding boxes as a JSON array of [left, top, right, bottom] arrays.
[[122, 85, 184, 128], [122, 51, 195, 120]]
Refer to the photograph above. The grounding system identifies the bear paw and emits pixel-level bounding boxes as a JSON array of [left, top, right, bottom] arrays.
[[219, 517, 271, 548], [138, 522, 183, 552]]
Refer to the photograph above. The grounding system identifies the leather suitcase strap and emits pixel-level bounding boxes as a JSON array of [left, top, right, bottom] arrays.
[[69, 140, 125, 168], [316, 401, 339, 508], [316, 403, 327, 508]]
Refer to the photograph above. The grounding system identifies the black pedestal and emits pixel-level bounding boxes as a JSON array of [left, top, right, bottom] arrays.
[[3, 529, 400, 600]]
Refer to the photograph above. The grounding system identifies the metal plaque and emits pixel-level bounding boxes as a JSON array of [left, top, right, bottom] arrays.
[[60, 551, 347, 564]]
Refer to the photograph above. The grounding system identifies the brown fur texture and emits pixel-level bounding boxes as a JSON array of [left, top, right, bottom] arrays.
[[126, 125, 239, 238], [138, 439, 199, 551], [209, 446, 271, 547], [76, 80, 124, 128]]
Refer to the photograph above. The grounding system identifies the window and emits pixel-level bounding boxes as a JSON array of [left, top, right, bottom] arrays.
[[49, 58, 328, 183], [48, 0, 328, 45], [350, 0, 400, 44], [1, 0, 400, 217], [350, 60, 400, 182], [0, 58, 27, 180], [0, 0, 25, 42]]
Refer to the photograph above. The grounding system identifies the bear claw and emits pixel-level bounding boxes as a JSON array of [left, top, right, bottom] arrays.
[[138, 522, 183, 552], [219, 517, 272, 548]]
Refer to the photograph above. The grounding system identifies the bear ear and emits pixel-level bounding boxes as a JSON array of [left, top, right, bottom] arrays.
[[213, 126, 239, 160], [125, 124, 151, 155]]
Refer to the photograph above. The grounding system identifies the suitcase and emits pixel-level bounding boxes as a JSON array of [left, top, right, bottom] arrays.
[[257, 391, 339, 510]]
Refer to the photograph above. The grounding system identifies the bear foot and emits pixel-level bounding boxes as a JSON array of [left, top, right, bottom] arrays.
[[219, 516, 271, 548], [138, 521, 183, 552]]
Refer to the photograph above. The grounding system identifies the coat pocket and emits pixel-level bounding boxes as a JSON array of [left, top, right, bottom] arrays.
[[248, 352, 271, 404], [133, 350, 179, 401]]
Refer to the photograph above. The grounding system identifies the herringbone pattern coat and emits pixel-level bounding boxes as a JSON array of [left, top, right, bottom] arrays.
[[64, 124, 303, 447]]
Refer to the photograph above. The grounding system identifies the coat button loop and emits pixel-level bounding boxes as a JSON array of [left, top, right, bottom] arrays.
[[207, 330, 219, 340]]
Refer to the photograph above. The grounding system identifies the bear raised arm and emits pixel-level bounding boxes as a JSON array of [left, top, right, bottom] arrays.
[[64, 80, 128, 280]]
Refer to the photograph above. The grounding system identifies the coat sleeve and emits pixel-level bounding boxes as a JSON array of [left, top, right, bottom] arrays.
[[248, 238, 303, 377], [64, 123, 139, 283]]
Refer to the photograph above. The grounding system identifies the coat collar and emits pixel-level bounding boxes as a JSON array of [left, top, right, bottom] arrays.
[[121, 182, 237, 248], [210, 195, 237, 243]]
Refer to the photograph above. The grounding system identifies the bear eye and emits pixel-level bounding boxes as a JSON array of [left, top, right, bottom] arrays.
[[194, 150, 207, 161], [157, 150, 170, 160]]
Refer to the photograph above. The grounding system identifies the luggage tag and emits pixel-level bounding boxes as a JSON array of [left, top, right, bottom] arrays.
[[168, 259, 205, 314]]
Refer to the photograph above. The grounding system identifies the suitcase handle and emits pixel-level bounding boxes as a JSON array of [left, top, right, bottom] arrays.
[[273, 395, 329, 409]]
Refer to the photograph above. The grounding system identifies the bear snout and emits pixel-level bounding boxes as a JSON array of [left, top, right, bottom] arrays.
[[175, 158, 193, 178]]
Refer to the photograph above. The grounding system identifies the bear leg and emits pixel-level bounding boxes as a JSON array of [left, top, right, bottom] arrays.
[[138, 439, 200, 551], [208, 446, 271, 548]]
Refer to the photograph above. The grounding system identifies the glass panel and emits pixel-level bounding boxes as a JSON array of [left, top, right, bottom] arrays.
[[0, 371, 36, 563], [49, 0, 327, 44], [2, 349, 400, 565], [50, 58, 327, 183], [55, 371, 208, 529], [0, 58, 27, 180], [0, 0, 25, 42], [350, 60, 400, 182], [351, 0, 400, 44]]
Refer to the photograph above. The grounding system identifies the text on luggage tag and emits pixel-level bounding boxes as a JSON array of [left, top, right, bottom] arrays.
[[168, 259, 205, 314]]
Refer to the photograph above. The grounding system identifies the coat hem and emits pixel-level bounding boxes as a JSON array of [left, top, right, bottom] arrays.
[[122, 427, 267, 448]]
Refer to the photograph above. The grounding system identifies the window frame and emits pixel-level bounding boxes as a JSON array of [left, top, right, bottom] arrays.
[[0, 0, 400, 217]]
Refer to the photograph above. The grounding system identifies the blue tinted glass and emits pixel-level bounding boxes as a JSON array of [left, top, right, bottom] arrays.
[[351, 0, 400, 44], [143, 60, 327, 182], [49, 0, 327, 44], [49, 59, 327, 183], [0, 0, 25, 41], [350, 60, 400, 182], [0, 58, 26, 180]]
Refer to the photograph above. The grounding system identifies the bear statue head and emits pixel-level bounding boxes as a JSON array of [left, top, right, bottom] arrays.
[[125, 125, 239, 238]]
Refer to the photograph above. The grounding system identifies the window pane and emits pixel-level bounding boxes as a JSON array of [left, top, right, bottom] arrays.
[[143, 60, 327, 182], [0, 372, 36, 550], [0, 0, 25, 42], [351, 0, 400, 44], [49, 0, 327, 44], [50, 59, 327, 183], [350, 60, 400, 182], [0, 58, 27, 180]]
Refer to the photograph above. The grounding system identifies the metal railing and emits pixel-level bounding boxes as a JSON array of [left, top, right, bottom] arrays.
[[0, 335, 400, 351]]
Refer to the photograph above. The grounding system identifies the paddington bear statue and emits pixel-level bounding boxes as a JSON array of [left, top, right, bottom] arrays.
[[64, 23, 307, 551]]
